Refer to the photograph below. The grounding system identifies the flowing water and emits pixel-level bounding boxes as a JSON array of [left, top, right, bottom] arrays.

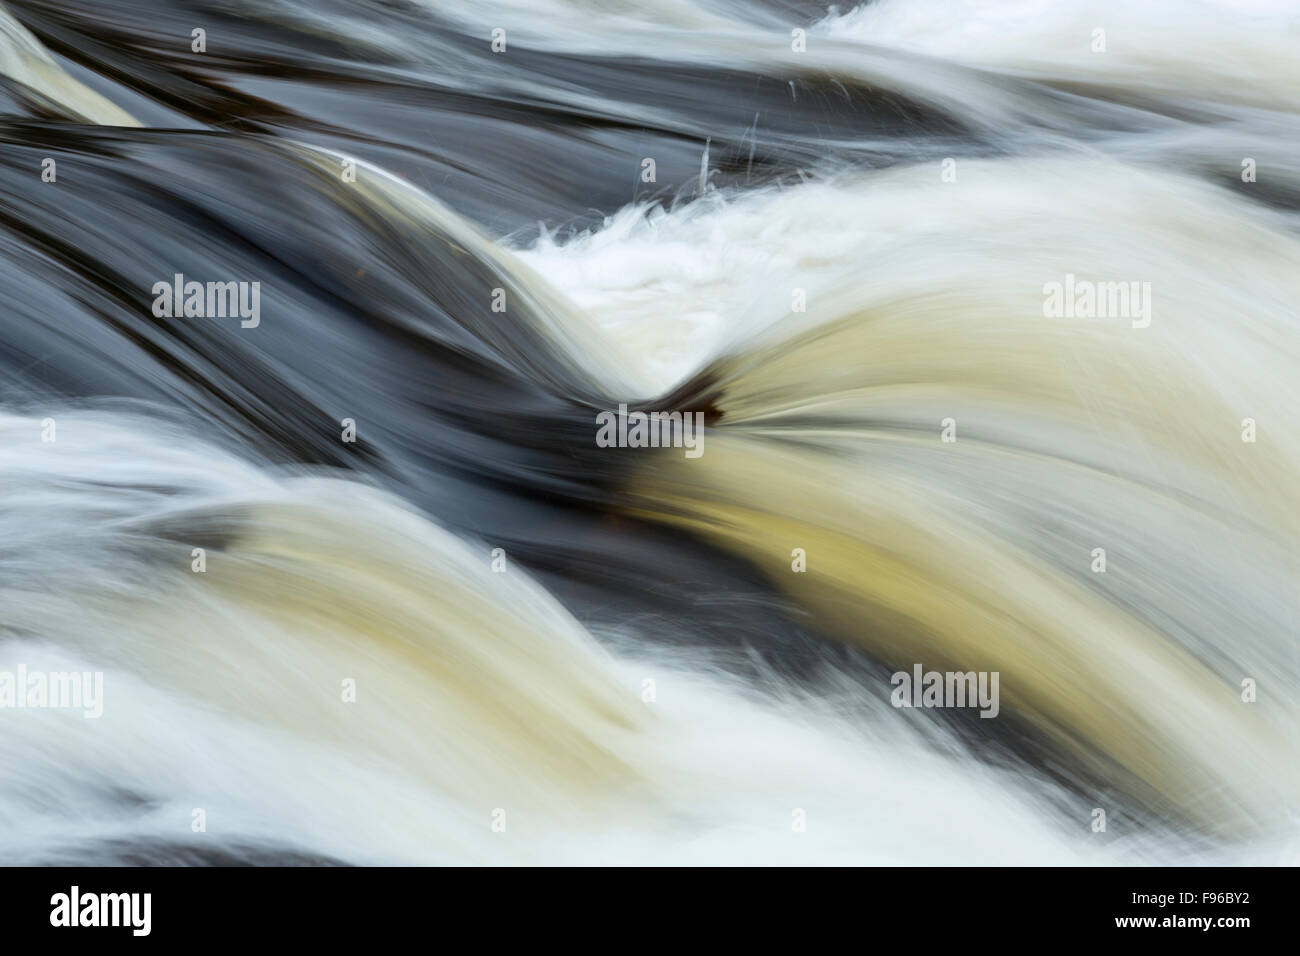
[[1, 0, 1298, 864]]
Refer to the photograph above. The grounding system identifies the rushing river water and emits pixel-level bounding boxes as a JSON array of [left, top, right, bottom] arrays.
[[1, 0, 1298, 864]]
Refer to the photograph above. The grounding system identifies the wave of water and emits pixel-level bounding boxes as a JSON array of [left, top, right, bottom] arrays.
[[1, 0, 1297, 864]]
